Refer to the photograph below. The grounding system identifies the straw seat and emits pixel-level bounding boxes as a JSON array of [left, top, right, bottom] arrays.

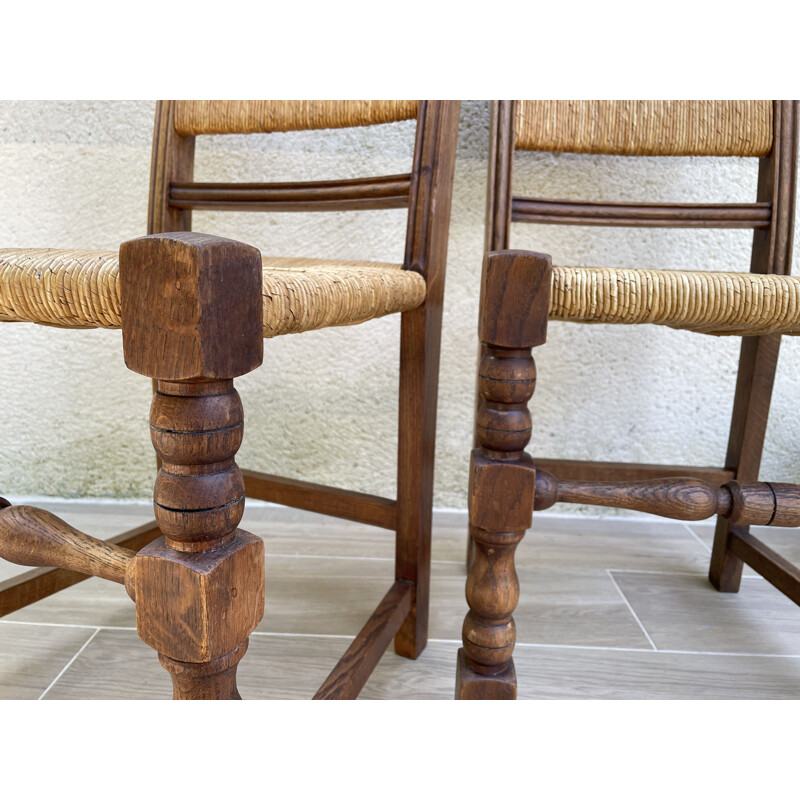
[[0, 248, 426, 337], [549, 266, 800, 336]]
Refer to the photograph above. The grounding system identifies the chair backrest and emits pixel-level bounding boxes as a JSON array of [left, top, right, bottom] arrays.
[[148, 100, 461, 284], [173, 100, 420, 135], [515, 101, 773, 157], [486, 100, 798, 279]]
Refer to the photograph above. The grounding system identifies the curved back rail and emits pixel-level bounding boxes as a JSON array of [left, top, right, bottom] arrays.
[[148, 100, 454, 279]]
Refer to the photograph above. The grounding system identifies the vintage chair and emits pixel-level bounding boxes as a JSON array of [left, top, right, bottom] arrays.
[[458, 100, 799, 699], [0, 100, 461, 699]]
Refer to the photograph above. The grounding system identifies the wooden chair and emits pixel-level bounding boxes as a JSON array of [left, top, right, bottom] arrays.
[[458, 100, 799, 699], [0, 100, 460, 699]]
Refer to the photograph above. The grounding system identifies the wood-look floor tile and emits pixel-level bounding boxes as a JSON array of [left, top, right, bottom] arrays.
[[5, 505, 800, 700], [428, 565, 653, 648], [243, 513, 466, 563], [41, 628, 171, 700], [40, 627, 455, 700], [513, 567, 653, 648], [36, 625, 800, 701], [258, 555, 394, 635], [519, 514, 711, 573], [613, 571, 800, 655], [688, 523, 800, 579], [0, 622, 97, 699], [4, 578, 137, 628], [258, 556, 461, 637], [512, 645, 800, 699]]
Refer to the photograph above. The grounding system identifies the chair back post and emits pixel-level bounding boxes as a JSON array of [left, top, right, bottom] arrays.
[[711, 99, 799, 591], [484, 100, 516, 253], [394, 100, 461, 659], [472, 100, 516, 455], [148, 100, 196, 235], [754, 100, 798, 278]]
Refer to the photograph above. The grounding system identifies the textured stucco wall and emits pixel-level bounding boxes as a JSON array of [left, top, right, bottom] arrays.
[[1, 100, 798, 510]]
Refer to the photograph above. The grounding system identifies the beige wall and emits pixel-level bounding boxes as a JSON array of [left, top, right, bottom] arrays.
[[1, 100, 798, 510]]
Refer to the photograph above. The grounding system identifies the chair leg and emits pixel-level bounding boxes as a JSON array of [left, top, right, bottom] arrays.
[[710, 334, 782, 592], [456, 251, 551, 699], [120, 232, 265, 699], [456, 366, 536, 699], [394, 306, 437, 660]]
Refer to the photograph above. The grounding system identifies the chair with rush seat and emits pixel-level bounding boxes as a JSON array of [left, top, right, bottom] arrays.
[[0, 100, 460, 699], [458, 100, 800, 699]]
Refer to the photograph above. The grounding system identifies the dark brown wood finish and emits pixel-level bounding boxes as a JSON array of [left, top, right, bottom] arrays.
[[710, 100, 799, 592], [146, 99, 197, 473], [467, 100, 519, 570], [729, 530, 800, 605], [533, 458, 735, 486], [395, 100, 461, 660], [313, 581, 413, 700], [169, 174, 412, 212], [457, 251, 552, 699], [485, 100, 516, 254], [511, 198, 771, 228], [148, 101, 196, 235], [242, 470, 397, 529]]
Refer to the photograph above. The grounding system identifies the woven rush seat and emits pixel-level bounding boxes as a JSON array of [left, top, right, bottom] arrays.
[[0, 248, 426, 337], [549, 266, 800, 336]]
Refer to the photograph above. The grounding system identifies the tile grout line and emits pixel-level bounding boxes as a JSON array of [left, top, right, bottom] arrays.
[[604, 567, 762, 580], [37, 627, 101, 700], [682, 523, 713, 554], [262, 552, 465, 565], [0, 620, 137, 631], [3, 621, 798, 661], [606, 569, 658, 650], [427, 637, 800, 659], [251, 631, 353, 640], [508, 640, 800, 659]]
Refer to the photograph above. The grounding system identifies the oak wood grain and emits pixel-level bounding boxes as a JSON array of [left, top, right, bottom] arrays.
[[242, 469, 397, 530], [0, 520, 159, 618], [0, 505, 136, 596], [313, 580, 412, 699]]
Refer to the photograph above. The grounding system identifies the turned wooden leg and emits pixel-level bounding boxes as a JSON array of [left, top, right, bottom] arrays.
[[457, 251, 551, 700], [159, 641, 248, 700], [120, 232, 265, 700]]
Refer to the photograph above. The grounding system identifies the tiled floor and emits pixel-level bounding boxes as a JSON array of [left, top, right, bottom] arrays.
[[1, 501, 799, 699]]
